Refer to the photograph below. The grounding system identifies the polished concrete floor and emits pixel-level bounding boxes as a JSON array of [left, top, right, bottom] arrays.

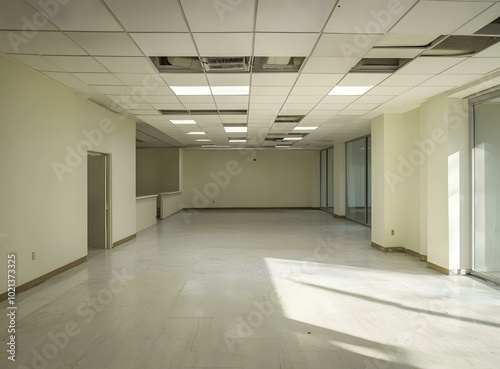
[[1, 210, 500, 369]]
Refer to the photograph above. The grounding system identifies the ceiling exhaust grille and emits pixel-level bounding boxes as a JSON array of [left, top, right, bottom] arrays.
[[351, 58, 411, 73], [422, 35, 500, 56], [274, 115, 305, 123], [201, 57, 251, 72], [160, 109, 247, 115]]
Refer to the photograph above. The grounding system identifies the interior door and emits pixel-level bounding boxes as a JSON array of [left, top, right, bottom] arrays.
[[88, 153, 107, 249]]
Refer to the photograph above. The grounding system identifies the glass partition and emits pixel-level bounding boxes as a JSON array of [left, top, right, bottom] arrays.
[[472, 92, 500, 284], [320, 147, 333, 213], [346, 136, 371, 225]]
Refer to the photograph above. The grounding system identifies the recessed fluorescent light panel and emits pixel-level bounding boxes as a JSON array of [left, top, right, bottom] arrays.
[[328, 86, 373, 96], [170, 119, 196, 124], [187, 132, 206, 135], [229, 139, 247, 143], [170, 86, 211, 95], [211, 86, 249, 95], [196, 139, 211, 142], [283, 137, 303, 141], [293, 126, 317, 131], [224, 126, 247, 133]]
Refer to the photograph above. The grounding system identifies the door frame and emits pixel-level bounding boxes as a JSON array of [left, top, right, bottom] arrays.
[[88, 151, 112, 249]]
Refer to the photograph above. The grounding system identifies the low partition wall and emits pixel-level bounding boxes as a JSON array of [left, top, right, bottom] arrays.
[[136, 195, 158, 232], [159, 191, 182, 219]]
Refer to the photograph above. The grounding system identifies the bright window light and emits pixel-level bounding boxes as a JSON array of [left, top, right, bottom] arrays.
[[211, 86, 249, 95], [283, 137, 302, 141], [224, 127, 247, 133], [293, 126, 317, 131], [196, 139, 211, 142], [170, 119, 196, 124], [187, 132, 206, 135], [328, 86, 373, 96], [229, 139, 247, 143], [170, 86, 211, 95]]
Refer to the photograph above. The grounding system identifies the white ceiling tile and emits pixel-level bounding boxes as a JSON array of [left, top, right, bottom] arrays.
[[130, 33, 197, 56], [150, 103, 186, 110], [390, 1, 492, 35], [25, 0, 122, 31], [250, 95, 287, 104], [314, 102, 349, 109], [420, 74, 482, 87], [376, 33, 439, 47], [280, 107, 313, 115], [286, 95, 323, 104], [142, 96, 180, 104], [302, 57, 361, 74], [250, 86, 293, 95], [214, 96, 249, 104], [380, 74, 433, 86], [338, 110, 368, 116], [43, 72, 98, 94], [249, 102, 283, 110], [92, 85, 133, 94], [365, 86, 412, 95], [290, 86, 332, 96], [443, 58, 500, 75], [115, 73, 165, 86], [474, 42, 500, 58], [251, 73, 298, 86], [194, 33, 253, 56], [0, 0, 56, 30], [95, 57, 155, 73], [104, 0, 189, 32], [339, 73, 391, 86], [364, 48, 424, 58], [128, 109, 160, 115], [181, 0, 255, 32], [295, 74, 344, 87], [256, 0, 335, 32], [397, 57, 466, 75], [13, 31, 86, 55], [208, 74, 251, 86], [216, 103, 249, 109], [355, 95, 394, 103], [135, 86, 175, 96], [162, 74, 208, 86], [221, 115, 248, 123], [106, 94, 147, 104], [67, 32, 142, 56], [45, 56, 108, 73], [454, 2, 500, 35], [345, 103, 380, 110], [10, 55, 63, 72], [184, 103, 219, 110], [320, 95, 359, 104], [254, 33, 319, 56], [177, 96, 215, 104], [325, 0, 418, 33], [73, 73, 124, 86], [0, 32, 36, 54], [313, 33, 381, 58]]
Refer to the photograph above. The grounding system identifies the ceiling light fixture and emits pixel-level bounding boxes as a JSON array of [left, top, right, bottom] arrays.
[[282, 137, 302, 141], [211, 86, 249, 95], [170, 86, 211, 95], [293, 126, 317, 131], [170, 119, 197, 124], [229, 139, 247, 143], [328, 86, 374, 96], [187, 131, 206, 135], [276, 145, 291, 148], [224, 127, 247, 133], [196, 139, 211, 142]]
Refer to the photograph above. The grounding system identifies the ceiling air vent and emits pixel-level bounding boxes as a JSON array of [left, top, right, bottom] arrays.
[[422, 35, 500, 56], [351, 58, 411, 73], [200, 57, 251, 72], [274, 115, 305, 123], [253, 57, 305, 73], [160, 109, 247, 116], [475, 16, 500, 36], [149, 56, 203, 73]]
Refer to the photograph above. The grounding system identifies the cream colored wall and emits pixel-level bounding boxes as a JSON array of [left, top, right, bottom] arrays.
[[182, 150, 318, 208], [0, 55, 136, 294], [136, 148, 179, 196]]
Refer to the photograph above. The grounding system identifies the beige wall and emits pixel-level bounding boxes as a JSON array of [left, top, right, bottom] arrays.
[[182, 150, 319, 208], [136, 148, 180, 196], [0, 55, 136, 294]]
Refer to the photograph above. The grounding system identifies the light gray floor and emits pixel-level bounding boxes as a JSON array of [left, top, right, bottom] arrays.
[[1, 210, 500, 369]]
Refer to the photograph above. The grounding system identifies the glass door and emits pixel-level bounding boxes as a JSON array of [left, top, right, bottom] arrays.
[[472, 92, 500, 284], [346, 136, 371, 226]]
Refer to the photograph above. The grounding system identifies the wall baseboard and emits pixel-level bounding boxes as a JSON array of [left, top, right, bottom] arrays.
[[371, 242, 428, 262], [0, 256, 87, 302], [427, 262, 470, 275], [333, 214, 346, 219], [182, 207, 318, 211], [113, 234, 136, 248]]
